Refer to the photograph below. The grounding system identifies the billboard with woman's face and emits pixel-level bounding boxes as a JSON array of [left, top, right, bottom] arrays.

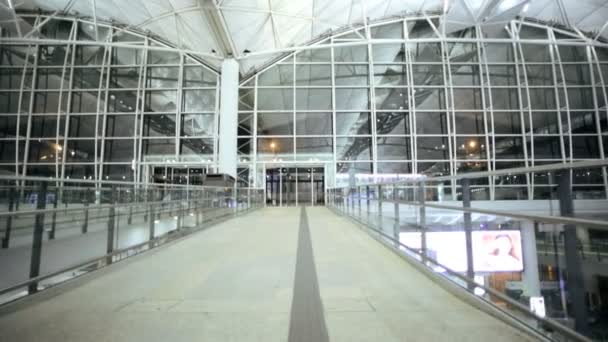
[[472, 231, 523, 272], [399, 230, 523, 273]]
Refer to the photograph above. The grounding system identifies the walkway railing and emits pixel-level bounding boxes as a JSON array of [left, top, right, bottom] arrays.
[[0, 176, 263, 305], [329, 160, 608, 342]]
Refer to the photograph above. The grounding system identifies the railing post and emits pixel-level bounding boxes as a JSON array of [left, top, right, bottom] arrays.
[[418, 182, 427, 262], [461, 179, 475, 289], [2, 187, 15, 248], [366, 185, 371, 223], [393, 185, 400, 248], [82, 188, 90, 234], [358, 185, 362, 219], [127, 187, 133, 225], [377, 185, 383, 230], [106, 187, 116, 265], [149, 198, 156, 242], [176, 200, 183, 231], [558, 171, 590, 336], [28, 182, 47, 294], [48, 189, 58, 240]]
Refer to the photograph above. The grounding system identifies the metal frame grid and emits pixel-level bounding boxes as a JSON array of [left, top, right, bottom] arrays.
[[0, 13, 220, 184], [237, 15, 608, 200]]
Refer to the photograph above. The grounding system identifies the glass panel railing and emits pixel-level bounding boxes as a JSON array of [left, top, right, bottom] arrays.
[[0, 177, 263, 304], [329, 160, 608, 342]]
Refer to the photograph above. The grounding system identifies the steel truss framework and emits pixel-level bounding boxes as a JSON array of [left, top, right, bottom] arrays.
[[0, 13, 220, 183], [237, 14, 608, 200]]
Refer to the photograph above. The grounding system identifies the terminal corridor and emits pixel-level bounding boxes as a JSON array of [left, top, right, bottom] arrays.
[[0, 207, 535, 342]]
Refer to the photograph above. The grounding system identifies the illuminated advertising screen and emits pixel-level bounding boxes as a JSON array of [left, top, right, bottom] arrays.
[[399, 230, 523, 273]]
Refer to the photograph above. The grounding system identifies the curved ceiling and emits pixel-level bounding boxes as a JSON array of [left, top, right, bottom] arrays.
[[2, 0, 608, 73]]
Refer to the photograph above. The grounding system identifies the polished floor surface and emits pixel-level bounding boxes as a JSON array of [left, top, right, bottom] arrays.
[[0, 207, 535, 341]]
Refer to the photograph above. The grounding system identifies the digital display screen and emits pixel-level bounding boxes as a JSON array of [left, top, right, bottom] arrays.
[[399, 230, 523, 273]]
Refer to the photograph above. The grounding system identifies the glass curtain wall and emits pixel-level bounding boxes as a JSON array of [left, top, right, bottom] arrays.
[[238, 16, 608, 200], [0, 14, 219, 182]]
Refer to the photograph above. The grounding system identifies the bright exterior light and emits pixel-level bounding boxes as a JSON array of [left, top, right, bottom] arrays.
[[270, 142, 276, 149], [468, 140, 477, 148]]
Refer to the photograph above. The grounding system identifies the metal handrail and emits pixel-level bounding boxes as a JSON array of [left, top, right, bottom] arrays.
[[338, 160, 608, 188], [0, 175, 262, 191], [333, 206, 593, 342], [393, 200, 608, 231], [0, 196, 233, 219], [0, 206, 246, 298]]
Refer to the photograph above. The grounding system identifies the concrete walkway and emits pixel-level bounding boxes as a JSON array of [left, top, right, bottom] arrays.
[[0, 207, 536, 341]]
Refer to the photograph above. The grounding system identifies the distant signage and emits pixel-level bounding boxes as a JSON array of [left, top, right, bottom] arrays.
[[28, 192, 56, 208], [530, 296, 546, 318]]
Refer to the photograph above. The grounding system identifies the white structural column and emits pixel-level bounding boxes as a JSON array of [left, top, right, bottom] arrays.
[[522, 222, 541, 297], [218, 58, 239, 178]]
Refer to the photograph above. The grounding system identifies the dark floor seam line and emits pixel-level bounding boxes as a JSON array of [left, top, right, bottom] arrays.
[[287, 207, 330, 342]]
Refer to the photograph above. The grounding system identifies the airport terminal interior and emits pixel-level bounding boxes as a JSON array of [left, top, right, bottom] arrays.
[[0, 0, 608, 340]]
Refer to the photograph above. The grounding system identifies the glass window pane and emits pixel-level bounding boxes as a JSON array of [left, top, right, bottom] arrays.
[[103, 139, 133, 162], [257, 88, 293, 111], [456, 137, 487, 159], [36, 68, 69, 89], [73, 68, 102, 89], [412, 65, 443, 85], [493, 112, 522, 134], [336, 137, 372, 161], [409, 43, 442, 62], [257, 138, 293, 155], [66, 139, 97, 162], [335, 88, 369, 110], [111, 47, 143, 65], [490, 88, 520, 109], [376, 112, 410, 135], [493, 136, 524, 159], [146, 67, 179, 88], [533, 136, 562, 159], [416, 112, 448, 134], [182, 89, 215, 112], [71, 91, 102, 113], [181, 114, 215, 136], [451, 64, 481, 86], [295, 137, 333, 156], [142, 114, 176, 137], [336, 112, 371, 135], [334, 46, 368, 62], [105, 115, 135, 137], [296, 65, 331, 86], [183, 66, 217, 87], [415, 88, 445, 110], [30, 116, 65, 138], [296, 88, 332, 110], [258, 113, 294, 135], [375, 88, 408, 110], [372, 44, 404, 63], [335, 65, 368, 86], [417, 137, 450, 160], [142, 139, 176, 156], [295, 112, 332, 135], [525, 65, 553, 86], [454, 112, 485, 134], [259, 65, 293, 86], [377, 136, 412, 160], [109, 91, 138, 112], [571, 136, 600, 158], [147, 50, 179, 65], [374, 64, 407, 86], [69, 115, 98, 137]]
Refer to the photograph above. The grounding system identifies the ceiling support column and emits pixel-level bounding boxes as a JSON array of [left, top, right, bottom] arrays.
[[218, 58, 239, 179]]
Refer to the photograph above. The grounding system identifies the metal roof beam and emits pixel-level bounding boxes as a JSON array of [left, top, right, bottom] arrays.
[[199, 0, 236, 58]]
